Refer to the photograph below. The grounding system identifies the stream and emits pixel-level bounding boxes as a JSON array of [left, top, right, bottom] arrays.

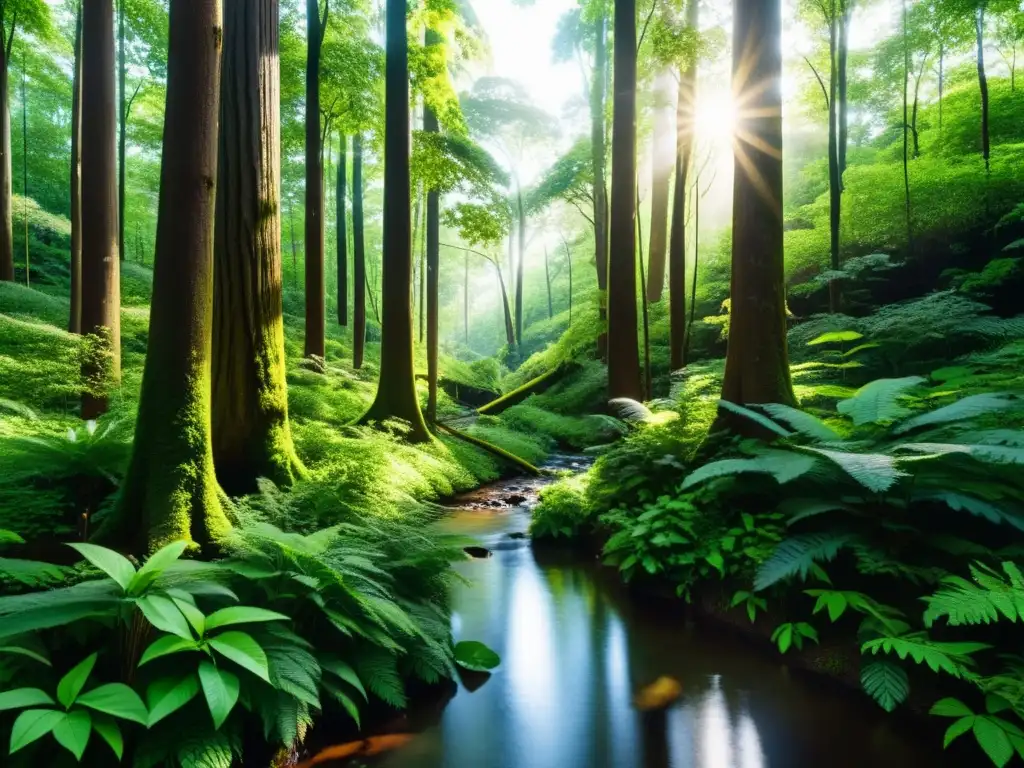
[[318, 455, 954, 768]]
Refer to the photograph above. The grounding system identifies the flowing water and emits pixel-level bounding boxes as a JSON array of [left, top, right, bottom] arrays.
[[315, 456, 955, 768]]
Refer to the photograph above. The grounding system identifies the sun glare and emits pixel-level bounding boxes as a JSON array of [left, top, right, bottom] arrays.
[[695, 94, 739, 139]]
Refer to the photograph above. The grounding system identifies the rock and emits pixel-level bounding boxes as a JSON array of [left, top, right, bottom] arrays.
[[504, 494, 528, 506], [633, 676, 683, 711], [507, 532, 527, 540], [463, 546, 491, 559]]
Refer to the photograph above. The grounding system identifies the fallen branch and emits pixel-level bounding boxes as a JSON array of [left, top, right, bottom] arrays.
[[476, 364, 577, 416], [435, 422, 540, 476]]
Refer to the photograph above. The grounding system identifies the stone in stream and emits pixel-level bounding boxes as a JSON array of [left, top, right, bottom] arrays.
[[504, 493, 528, 506], [463, 546, 492, 559]]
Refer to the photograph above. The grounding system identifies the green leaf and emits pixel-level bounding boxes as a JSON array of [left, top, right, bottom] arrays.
[[755, 533, 856, 591], [52, 709, 91, 761], [138, 634, 200, 666], [774, 624, 793, 653], [944, 716, 975, 748], [974, 717, 1014, 767], [172, 597, 206, 637], [208, 632, 270, 682], [128, 540, 189, 595], [895, 393, 1017, 435], [137, 594, 193, 640], [197, 661, 239, 729], [0, 688, 56, 712], [716, 400, 792, 437], [66, 544, 136, 592], [323, 682, 362, 728], [91, 715, 123, 760], [800, 446, 906, 493], [704, 551, 725, 576], [837, 377, 926, 425], [682, 451, 818, 491], [146, 674, 200, 726], [57, 654, 97, 709], [0, 644, 51, 667], [203, 606, 289, 632], [9, 709, 63, 755], [860, 661, 909, 712], [320, 657, 367, 701], [808, 330, 863, 345], [757, 404, 842, 441], [454, 640, 501, 672], [76, 684, 148, 725]]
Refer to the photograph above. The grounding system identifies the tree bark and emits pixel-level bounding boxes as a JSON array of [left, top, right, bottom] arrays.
[[938, 41, 944, 143], [118, 0, 126, 261], [353, 132, 366, 369], [636, 187, 652, 400], [827, 2, 841, 313], [425, 26, 440, 423], [975, 6, 990, 172], [720, 0, 796, 410], [80, 0, 122, 419], [360, 0, 430, 442], [463, 249, 469, 343], [902, 0, 914, 254], [20, 47, 26, 286], [563, 236, 572, 325], [337, 133, 348, 325], [543, 247, 553, 318], [211, 0, 305, 496], [0, 8, 14, 281], [514, 181, 525, 345], [303, 0, 326, 359], [102, 0, 229, 555], [646, 69, 673, 302], [668, 0, 698, 369], [591, 6, 608, 356], [69, 3, 83, 333], [607, 0, 642, 401], [837, 3, 850, 182]]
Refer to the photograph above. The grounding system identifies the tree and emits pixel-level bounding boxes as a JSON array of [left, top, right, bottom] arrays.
[[337, 133, 348, 325], [590, 2, 609, 355], [425, 25, 440, 423], [80, 0, 121, 419], [69, 2, 81, 333], [211, 0, 305, 496], [102, 0, 230, 555], [646, 68, 673, 302], [304, 0, 329, 360], [0, 0, 49, 282], [994, 7, 1022, 91], [607, 0, 642, 401], [352, 131, 367, 369], [720, 0, 796, 410], [360, 0, 430, 443]]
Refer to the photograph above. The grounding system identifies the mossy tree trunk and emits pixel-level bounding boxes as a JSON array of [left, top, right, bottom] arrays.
[[0, 6, 14, 282], [668, 0, 697, 370], [353, 132, 366, 369], [81, 0, 121, 420], [304, 0, 327, 360], [102, 0, 230, 556], [360, 0, 430, 442], [720, 0, 796, 411], [117, 0, 125, 262], [425, 27, 440, 423], [337, 133, 348, 326], [212, 0, 305, 496], [975, 5, 990, 172], [607, 0, 642, 402], [646, 69, 672, 303], [514, 182, 525, 345], [69, 3, 82, 333], [591, 5, 608, 357]]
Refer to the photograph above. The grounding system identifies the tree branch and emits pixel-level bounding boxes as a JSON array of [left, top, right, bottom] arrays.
[[319, 0, 330, 46], [804, 56, 830, 111], [5, 9, 18, 63], [637, 0, 658, 53], [125, 80, 144, 122]]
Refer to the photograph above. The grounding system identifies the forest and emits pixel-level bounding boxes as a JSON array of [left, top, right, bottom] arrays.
[[1, 0, 1024, 765]]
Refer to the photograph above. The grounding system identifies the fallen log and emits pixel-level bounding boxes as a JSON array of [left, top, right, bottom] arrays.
[[476, 363, 577, 416], [435, 422, 540, 476]]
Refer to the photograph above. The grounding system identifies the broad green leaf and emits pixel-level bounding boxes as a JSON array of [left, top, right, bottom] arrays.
[[128, 540, 189, 595], [944, 716, 975, 748], [454, 640, 501, 672], [52, 709, 91, 761], [203, 606, 289, 632], [0, 645, 51, 667], [172, 597, 206, 637], [91, 715, 123, 760], [146, 674, 200, 726], [9, 709, 63, 754], [323, 682, 361, 728], [66, 544, 135, 592], [76, 684, 148, 724], [198, 661, 239, 729], [320, 657, 367, 700], [138, 635, 200, 666], [208, 632, 270, 682], [704, 551, 725, 576], [137, 594, 193, 640], [974, 717, 1014, 767], [808, 330, 863, 345], [860, 661, 909, 712], [0, 688, 55, 712], [57, 654, 97, 709]]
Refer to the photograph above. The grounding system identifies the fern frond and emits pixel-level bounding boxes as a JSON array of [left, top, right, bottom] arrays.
[[607, 398, 653, 423], [860, 660, 910, 712], [861, 633, 987, 677], [916, 492, 1024, 533], [923, 562, 1024, 627], [352, 646, 407, 709], [754, 533, 859, 591], [716, 400, 792, 437], [757, 404, 842, 442], [894, 393, 1019, 435], [681, 450, 818, 490], [837, 377, 926, 425], [799, 446, 907, 493]]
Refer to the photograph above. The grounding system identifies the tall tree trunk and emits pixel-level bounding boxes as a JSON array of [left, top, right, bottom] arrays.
[[684, 169, 701, 364], [911, 60, 925, 158], [425, 26, 440, 423], [515, 182, 525, 345], [976, 6, 990, 172], [20, 48, 26, 286], [607, 0, 642, 401], [463, 250, 468, 344], [591, 6, 608, 356], [212, 0, 305, 496], [69, 3, 83, 333], [902, 0, 914, 254], [497, 263, 514, 347], [668, 0, 698, 369], [337, 133, 348, 325], [0, 9, 14, 282], [418, 187, 425, 343], [827, 4, 841, 313], [636, 187, 652, 400], [720, 0, 796, 410], [938, 41, 944, 144], [287, 195, 297, 286], [118, 0, 126, 261], [303, 0, 326, 360], [837, 3, 850, 182], [646, 69, 672, 302], [353, 132, 366, 369], [564, 236, 573, 325], [80, 0, 122, 420], [360, 0, 430, 442], [102, 0, 228, 555], [543, 247, 553, 318]]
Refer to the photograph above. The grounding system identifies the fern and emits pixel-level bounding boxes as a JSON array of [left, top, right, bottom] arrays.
[[923, 562, 1024, 628], [757, 403, 842, 441], [716, 400, 792, 437], [608, 398, 654, 423], [800, 446, 907, 493], [754, 532, 859, 591], [916, 492, 1024, 533], [860, 660, 910, 712], [352, 646, 407, 709], [681, 450, 818, 490], [861, 633, 988, 677], [836, 377, 926, 425], [895, 393, 1019, 435]]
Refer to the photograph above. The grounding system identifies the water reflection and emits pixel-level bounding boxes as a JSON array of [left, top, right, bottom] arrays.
[[373, 501, 949, 768]]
